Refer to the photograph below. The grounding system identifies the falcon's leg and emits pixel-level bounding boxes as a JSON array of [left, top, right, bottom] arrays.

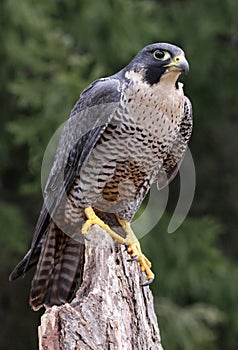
[[81, 206, 154, 284], [117, 218, 154, 285], [81, 207, 125, 244]]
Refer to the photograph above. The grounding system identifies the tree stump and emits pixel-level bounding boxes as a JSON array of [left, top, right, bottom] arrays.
[[38, 225, 164, 350]]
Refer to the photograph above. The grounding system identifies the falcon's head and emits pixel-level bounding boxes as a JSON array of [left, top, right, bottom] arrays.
[[126, 43, 189, 85]]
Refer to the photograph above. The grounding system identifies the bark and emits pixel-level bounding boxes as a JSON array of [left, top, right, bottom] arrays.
[[38, 225, 164, 350]]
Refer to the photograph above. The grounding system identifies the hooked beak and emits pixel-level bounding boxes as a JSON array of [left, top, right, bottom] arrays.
[[164, 54, 189, 75]]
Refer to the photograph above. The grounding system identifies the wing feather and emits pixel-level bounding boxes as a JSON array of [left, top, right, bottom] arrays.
[[10, 76, 122, 279]]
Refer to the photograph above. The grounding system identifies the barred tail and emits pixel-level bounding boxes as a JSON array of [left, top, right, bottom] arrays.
[[30, 222, 85, 310], [9, 244, 42, 282]]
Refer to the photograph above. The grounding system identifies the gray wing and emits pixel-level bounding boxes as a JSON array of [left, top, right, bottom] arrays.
[[45, 77, 121, 196], [157, 96, 193, 190], [9, 77, 122, 280], [36, 77, 121, 246]]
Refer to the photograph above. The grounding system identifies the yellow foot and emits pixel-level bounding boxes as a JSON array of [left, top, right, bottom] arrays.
[[82, 207, 155, 285], [118, 218, 155, 285], [81, 207, 124, 244], [126, 240, 155, 285]]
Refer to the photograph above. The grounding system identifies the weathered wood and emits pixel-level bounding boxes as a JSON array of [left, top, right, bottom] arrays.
[[38, 226, 164, 350]]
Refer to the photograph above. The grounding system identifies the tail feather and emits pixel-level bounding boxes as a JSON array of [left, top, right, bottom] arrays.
[[30, 222, 85, 310], [30, 223, 57, 310], [9, 241, 43, 281], [49, 239, 85, 305]]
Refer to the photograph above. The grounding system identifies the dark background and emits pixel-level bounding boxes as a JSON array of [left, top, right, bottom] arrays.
[[1, 0, 238, 349]]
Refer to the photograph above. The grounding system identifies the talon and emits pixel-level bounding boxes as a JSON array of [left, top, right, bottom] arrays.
[[116, 217, 155, 284], [81, 209, 155, 284], [142, 277, 154, 287], [83, 235, 91, 241], [125, 240, 155, 283], [127, 255, 139, 262], [81, 206, 125, 244]]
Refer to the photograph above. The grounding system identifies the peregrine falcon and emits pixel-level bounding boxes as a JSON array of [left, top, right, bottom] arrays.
[[9, 43, 193, 310]]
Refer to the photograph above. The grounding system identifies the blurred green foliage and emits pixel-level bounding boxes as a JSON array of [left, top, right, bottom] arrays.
[[0, 0, 238, 349]]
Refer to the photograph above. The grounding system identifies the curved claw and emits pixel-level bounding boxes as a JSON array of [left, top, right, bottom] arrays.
[[142, 277, 154, 287], [127, 255, 139, 262], [83, 235, 91, 241], [126, 242, 155, 283]]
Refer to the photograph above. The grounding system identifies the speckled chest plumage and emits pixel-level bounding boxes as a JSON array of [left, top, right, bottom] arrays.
[[68, 71, 185, 221], [9, 43, 193, 310]]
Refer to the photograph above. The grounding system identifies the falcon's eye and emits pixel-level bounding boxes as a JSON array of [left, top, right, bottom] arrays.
[[153, 50, 170, 61]]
